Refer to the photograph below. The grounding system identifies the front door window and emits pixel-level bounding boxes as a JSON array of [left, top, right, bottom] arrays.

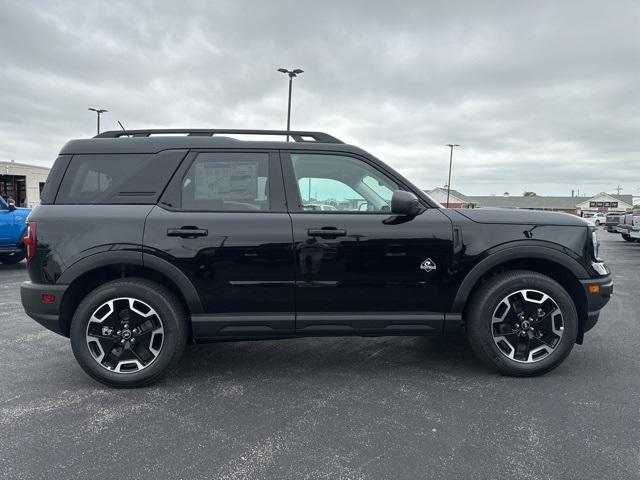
[[290, 154, 399, 213]]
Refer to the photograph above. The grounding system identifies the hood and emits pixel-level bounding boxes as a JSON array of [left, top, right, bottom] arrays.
[[455, 208, 589, 226]]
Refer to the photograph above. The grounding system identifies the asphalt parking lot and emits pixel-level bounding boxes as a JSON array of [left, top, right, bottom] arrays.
[[1, 232, 639, 480]]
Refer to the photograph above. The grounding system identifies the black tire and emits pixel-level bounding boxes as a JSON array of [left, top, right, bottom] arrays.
[[594, 220, 600, 226], [622, 234, 633, 242], [466, 270, 578, 377], [0, 247, 26, 264], [70, 278, 187, 387]]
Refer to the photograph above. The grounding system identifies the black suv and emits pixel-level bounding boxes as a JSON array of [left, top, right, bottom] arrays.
[[21, 129, 613, 387]]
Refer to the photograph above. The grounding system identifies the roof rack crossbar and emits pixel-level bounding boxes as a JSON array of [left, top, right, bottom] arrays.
[[95, 129, 343, 144]]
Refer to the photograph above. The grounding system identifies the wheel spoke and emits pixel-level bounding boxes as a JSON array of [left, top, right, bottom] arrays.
[[129, 342, 155, 364], [138, 318, 161, 334], [512, 333, 531, 361], [102, 340, 126, 368], [493, 321, 517, 336]]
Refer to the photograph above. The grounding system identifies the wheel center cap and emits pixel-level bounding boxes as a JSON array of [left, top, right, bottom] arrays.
[[521, 320, 531, 330], [121, 330, 132, 340]]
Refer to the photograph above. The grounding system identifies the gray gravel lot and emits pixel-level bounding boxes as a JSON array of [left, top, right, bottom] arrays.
[[1, 232, 638, 480]]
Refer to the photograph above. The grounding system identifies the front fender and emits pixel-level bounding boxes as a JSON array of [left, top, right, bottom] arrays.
[[450, 243, 589, 313]]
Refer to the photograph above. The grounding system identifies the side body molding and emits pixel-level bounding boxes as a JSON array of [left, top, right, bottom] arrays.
[[450, 244, 589, 313]]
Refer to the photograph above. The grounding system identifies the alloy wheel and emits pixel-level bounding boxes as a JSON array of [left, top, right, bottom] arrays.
[[85, 297, 164, 373], [491, 289, 564, 363]]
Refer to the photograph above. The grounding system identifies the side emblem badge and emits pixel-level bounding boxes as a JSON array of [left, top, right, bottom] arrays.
[[420, 258, 437, 272]]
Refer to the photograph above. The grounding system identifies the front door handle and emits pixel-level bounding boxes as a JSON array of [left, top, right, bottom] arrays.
[[167, 226, 208, 238], [307, 227, 347, 238]]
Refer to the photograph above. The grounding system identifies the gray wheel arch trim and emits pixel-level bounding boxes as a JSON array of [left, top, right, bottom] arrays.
[[450, 245, 589, 313], [57, 250, 203, 314]]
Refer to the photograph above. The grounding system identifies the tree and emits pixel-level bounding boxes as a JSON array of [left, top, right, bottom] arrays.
[[523, 191, 537, 197]]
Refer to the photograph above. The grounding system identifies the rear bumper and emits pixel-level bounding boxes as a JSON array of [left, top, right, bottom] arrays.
[[20, 281, 68, 337], [579, 275, 613, 334]]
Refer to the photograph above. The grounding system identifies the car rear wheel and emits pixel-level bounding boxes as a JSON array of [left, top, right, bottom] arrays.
[[466, 270, 578, 376], [622, 234, 633, 242], [70, 278, 187, 387]]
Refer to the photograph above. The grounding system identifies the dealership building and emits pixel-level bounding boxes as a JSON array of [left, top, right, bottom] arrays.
[[426, 187, 634, 215], [0, 161, 51, 208]]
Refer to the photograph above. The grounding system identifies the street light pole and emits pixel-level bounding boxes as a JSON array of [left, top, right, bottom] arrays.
[[88, 107, 108, 135], [277, 68, 304, 141], [445, 144, 460, 207]]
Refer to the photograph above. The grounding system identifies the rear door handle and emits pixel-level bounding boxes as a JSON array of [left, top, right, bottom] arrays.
[[167, 227, 208, 238], [307, 227, 347, 238]]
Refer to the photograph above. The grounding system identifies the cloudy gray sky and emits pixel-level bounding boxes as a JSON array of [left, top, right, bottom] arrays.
[[1, 0, 639, 196]]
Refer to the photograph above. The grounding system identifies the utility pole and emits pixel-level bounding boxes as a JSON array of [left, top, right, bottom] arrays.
[[445, 144, 460, 207], [277, 68, 304, 141], [88, 108, 108, 134], [615, 185, 623, 195]]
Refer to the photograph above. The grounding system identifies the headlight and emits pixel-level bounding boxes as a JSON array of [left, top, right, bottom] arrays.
[[591, 229, 601, 261]]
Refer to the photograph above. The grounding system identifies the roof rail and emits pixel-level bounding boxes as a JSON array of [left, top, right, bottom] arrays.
[[94, 129, 344, 144]]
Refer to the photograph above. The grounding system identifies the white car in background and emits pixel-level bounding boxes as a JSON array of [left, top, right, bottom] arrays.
[[583, 212, 607, 226]]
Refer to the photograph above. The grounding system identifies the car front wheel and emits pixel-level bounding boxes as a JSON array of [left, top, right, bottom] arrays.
[[70, 278, 187, 387], [466, 270, 578, 376]]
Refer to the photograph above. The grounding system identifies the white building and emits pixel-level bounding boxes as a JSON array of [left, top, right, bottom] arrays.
[[0, 161, 51, 208]]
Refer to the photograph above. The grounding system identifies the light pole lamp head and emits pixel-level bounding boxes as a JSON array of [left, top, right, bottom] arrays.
[[446, 143, 460, 148], [277, 68, 304, 78], [88, 107, 108, 114]]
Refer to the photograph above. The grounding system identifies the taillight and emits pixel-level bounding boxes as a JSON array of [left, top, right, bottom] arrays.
[[23, 222, 37, 264]]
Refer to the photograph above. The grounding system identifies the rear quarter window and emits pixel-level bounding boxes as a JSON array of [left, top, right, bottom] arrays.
[[40, 155, 71, 205], [55, 151, 186, 204]]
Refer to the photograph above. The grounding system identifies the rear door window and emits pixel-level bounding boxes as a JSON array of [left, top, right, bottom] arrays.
[[180, 152, 270, 211]]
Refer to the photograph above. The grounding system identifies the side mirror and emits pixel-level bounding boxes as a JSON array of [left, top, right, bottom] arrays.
[[7, 200, 16, 211], [391, 190, 421, 216]]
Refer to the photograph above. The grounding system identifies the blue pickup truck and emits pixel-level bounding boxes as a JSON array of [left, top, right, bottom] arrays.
[[0, 196, 30, 264]]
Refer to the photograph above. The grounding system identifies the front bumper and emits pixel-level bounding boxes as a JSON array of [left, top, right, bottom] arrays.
[[21, 281, 68, 336], [579, 274, 613, 335]]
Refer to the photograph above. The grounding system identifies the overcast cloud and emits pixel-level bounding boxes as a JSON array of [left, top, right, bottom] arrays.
[[1, 0, 639, 196]]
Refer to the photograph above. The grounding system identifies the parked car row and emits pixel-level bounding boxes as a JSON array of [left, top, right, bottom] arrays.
[[610, 210, 640, 242]]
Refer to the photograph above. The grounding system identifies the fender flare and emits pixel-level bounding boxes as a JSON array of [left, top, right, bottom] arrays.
[[57, 250, 203, 313], [450, 245, 589, 313]]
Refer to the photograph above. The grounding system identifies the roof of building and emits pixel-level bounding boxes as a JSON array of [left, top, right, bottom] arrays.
[[0, 161, 51, 171], [425, 187, 476, 204]]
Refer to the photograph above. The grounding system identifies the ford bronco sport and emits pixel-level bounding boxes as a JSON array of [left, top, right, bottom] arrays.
[[21, 129, 613, 387]]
